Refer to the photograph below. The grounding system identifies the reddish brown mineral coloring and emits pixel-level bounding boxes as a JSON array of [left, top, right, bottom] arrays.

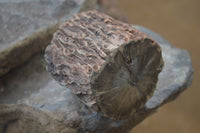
[[45, 10, 163, 120]]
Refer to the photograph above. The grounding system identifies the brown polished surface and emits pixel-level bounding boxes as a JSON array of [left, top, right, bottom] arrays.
[[118, 0, 200, 133]]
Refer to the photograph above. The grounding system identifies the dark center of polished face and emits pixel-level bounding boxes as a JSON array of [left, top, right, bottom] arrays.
[[112, 54, 143, 94], [92, 39, 161, 119], [112, 65, 131, 89]]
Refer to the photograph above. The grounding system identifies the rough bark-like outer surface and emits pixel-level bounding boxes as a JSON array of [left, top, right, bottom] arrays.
[[45, 10, 163, 119]]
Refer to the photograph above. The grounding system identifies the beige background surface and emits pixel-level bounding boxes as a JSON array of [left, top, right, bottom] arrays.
[[118, 0, 200, 133]]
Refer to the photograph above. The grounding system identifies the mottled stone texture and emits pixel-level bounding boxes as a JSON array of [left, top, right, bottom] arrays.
[[0, 25, 193, 133], [45, 11, 163, 119], [0, 0, 97, 77]]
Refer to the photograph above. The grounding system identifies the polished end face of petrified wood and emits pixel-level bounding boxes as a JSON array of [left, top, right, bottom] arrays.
[[45, 10, 164, 120]]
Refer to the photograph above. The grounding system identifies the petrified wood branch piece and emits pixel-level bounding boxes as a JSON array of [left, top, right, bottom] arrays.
[[45, 10, 163, 119], [0, 25, 193, 133]]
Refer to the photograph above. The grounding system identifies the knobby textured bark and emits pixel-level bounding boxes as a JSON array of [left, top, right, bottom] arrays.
[[45, 10, 163, 120]]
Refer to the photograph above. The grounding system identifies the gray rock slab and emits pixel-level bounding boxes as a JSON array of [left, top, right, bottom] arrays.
[[0, 26, 193, 133], [0, 0, 97, 77]]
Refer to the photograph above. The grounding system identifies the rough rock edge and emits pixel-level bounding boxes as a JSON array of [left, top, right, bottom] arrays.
[[0, 0, 98, 77], [0, 104, 77, 133], [0, 25, 59, 77]]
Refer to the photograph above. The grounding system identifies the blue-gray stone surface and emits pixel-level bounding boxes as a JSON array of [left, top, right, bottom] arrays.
[[0, 0, 97, 77]]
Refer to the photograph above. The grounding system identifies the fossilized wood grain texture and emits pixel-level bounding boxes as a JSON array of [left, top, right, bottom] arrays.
[[45, 10, 163, 120], [0, 25, 193, 133]]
